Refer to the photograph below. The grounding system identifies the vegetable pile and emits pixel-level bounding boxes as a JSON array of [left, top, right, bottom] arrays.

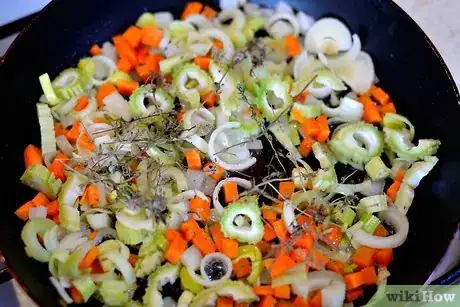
[[16, 0, 441, 306]]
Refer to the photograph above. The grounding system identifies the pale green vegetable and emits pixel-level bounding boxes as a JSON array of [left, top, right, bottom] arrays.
[[59, 205, 80, 232], [39, 73, 60, 105], [269, 117, 302, 160], [332, 207, 356, 228], [257, 76, 291, 121], [135, 251, 164, 278], [129, 85, 174, 117], [170, 21, 196, 41], [246, 16, 265, 32], [290, 102, 321, 122], [73, 276, 97, 302], [136, 12, 156, 28], [220, 196, 264, 244], [98, 280, 134, 306], [384, 128, 440, 161], [358, 195, 388, 214], [115, 221, 146, 245], [320, 97, 363, 122], [37, 103, 56, 155], [52, 68, 89, 100], [272, 270, 308, 287], [292, 166, 314, 190], [360, 213, 381, 234], [173, 64, 214, 109], [160, 55, 188, 75], [180, 267, 204, 294], [105, 251, 136, 284], [329, 122, 384, 169], [312, 142, 337, 169], [143, 263, 181, 306], [20, 164, 62, 199], [48, 250, 69, 277], [146, 144, 183, 166], [365, 156, 391, 181], [108, 71, 132, 84], [190, 281, 258, 307], [312, 167, 337, 192], [138, 224, 168, 257], [62, 245, 88, 277], [232, 245, 263, 284], [58, 172, 88, 206], [315, 69, 347, 91], [382, 113, 415, 140], [178, 290, 194, 307], [394, 183, 415, 214], [116, 208, 154, 232], [402, 156, 438, 188], [21, 218, 56, 262]]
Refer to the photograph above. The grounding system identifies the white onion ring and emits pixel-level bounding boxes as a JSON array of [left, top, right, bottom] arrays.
[[184, 135, 209, 154], [352, 207, 409, 248], [91, 55, 118, 86], [169, 190, 208, 204], [56, 135, 73, 156], [208, 122, 257, 171], [217, 9, 246, 30], [200, 252, 233, 284], [50, 277, 73, 304], [212, 177, 252, 213], [327, 34, 361, 68], [185, 14, 214, 30], [200, 29, 235, 59], [305, 18, 352, 55], [268, 13, 300, 38], [58, 232, 89, 252]]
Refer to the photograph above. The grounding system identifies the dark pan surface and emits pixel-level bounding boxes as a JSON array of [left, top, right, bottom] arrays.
[[0, 0, 459, 305]]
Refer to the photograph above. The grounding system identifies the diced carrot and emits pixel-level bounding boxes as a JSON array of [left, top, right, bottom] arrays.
[[293, 296, 309, 307], [89, 44, 102, 56], [309, 291, 322, 307], [259, 295, 277, 307], [256, 241, 271, 256], [79, 246, 100, 269], [194, 56, 211, 71], [234, 257, 252, 278], [278, 181, 295, 200], [54, 123, 68, 137], [96, 83, 117, 107], [296, 215, 315, 234], [297, 91, 308, 103], [386, 180, 401, 202], [291, 108, 307, 125], [299, 137, 314, 158], [165, 234, 187, 264], [273, 285, 291, 300], [315, 115, 330, 143], [180, 218, 203, 241], [78, 132, 96, 152], [210, 224, 225, 251], [136, 64, 152, 81], [128, 254, 138, 266], [362, 99, 382, 124], [141, 26, 163, 48], [201, 6, 217, 19], [223, 181, 238, 203], [253, 285, 273, 296], [74, 96, 89, 111], [117, 57, 133, 73], [293, 234, 314, 251], [192, 232, 216, 255], [53, 215, 60, 224], [70, 287, 84, 304], [262, 207, 278, 221], [113, 35, 137, 66], [373, 248, 393, 267], [302, 118, 320, 138], [289, 248, 308, 263], [166, 228, 182, 242], [91, 259, 105, 274], [272, 220, 289, 242], [46, 200, 60, 217], [371, 86, 390, 105], [344, 266, 377, 290], [213, 39, 224, 50], [346, 288, 364, 302], [203, 162, 225, 181], [284, 34, 302, 57], [93, 118, 106, 124], [185, 150, 201, 170], [15, 202, 35, 221], [352, 246, 376, 268], [47, 153, 69, 181], [123, 26, 143, 49], [264, 259, 275, 270], [31, 192, 50, 207], [24, 144, 43, 167], [308, 249, 329, 270], [202, 91, 219, 108], [137, 45, 149, 64], [177, 109, 185, 123], [145, 53, 164, 73], [66, 121, 81, 143], [395, 169, 406, 182], [190, 196, 211, 220], [116, 80, 139, 96], [222, 238, 238, 259], [275, 246, 288, 258], [270, 255, 296, 278], [373, 224, 389, 237], [234, 303, 249, 307], [181, 2, 204, 20], [326, 261, 345, 275], [379, 102, 396, 115], [216, 296, 234, 307], [322, 225, 342, 247], [88, 230, 98, 241]]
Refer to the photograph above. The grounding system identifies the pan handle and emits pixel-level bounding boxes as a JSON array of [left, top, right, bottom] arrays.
[[0, 254, 12, 284]]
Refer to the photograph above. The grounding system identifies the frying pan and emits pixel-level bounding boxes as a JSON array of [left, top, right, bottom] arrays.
[[0, 0, 459, 306]]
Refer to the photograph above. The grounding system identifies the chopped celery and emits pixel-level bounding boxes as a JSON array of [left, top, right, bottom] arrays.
[[257, 76, 291, 121], [232, 245, 263, 284], [52, 68, 88, 100], [108, 71, 132, 84], [77, 57, 95, 79], [332, 207, 356, 228], [365, 156, 391, 181], [58, 172, 88, 206], [144, 263, 180, 305], [129, 85, 174, 117], [384, 128, 440, 161], [358, 195, 387, 214], [289, 122, 301, 146], [344, 263, 358, 273], [116, 208, 154, 232], [247, 16, 265, 32], [330, 122, 384, 169], [178, 290, 194, 307], [290, 103, 321, 123], [20, 164, 62, 199], [320, 97, 363, 122], [360, 213, 380, 234], [220, 196, 264, 244], [190, 281, 258, 307], [59, 205, 80, 232], [382, 113, 415, 139], [312, 167, 337, 192], [98, 280, 133, 306], [225, 28, 248, 48], [312, 142, 337, 169], [63, 245, 87, 277], [115, 221, 146, 245], [36, 104, 56, 155], [160, 55, 188, 75], [21, 218, 56, 262], [403, 156, 438, 188], [272, 270, 307, 287], [138, 224, 168, 257], [135, 251, 164, 278], [146, 144, 182, 166], [180, 267, 204, 294], [39, 73, 60, 106], [173, 64, 214, 109], [136, 12, 156, 28], [269, 117, 302, 160], [73, 276, 96, 302], [394, 183, 415, 214]]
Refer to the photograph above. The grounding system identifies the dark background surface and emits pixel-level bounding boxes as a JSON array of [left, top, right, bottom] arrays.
[[0, 0, 459, 306]]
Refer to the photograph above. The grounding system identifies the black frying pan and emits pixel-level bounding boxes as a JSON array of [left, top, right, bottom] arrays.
[[0, 0, 459, 306]]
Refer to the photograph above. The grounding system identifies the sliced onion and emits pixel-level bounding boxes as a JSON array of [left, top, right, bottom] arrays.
[[200, 29, 235, 60], [185, 14, 214, 30], [105, 252, 136, 284], [336, 51, 374, 94], [202, 176, 217, 196], [103, 91, 132, 121], [276, 1, 294, 14], [305, 18, 352, 54], [268, 13, 300, 38], [58, 232, 89, 252], [155, 12, 174, 28], [208, 122, 256, 171], [212, 177, 252, 213], [56, 135, 74, 156], [352, 207, 409, 248], [326, 34, 361, 68], [186, 170, 206, 190], [181, 245, 203, 271], [246, 140, 263, 150], [184, 135, 209, 154], [92, 55, 117, 86], [335, 180, 384, 197], [29, 206, 48, 219], [200, 252, 233, 284], [243, 3, 262, 17], [43, 225, 61, 253], [50, 277, 73, 304], [96, 181, 107, 206], [92, 227, 118, 245], [169, 190, 208, 204], [101, 42, 118, 63], [218, 9, 246, 30], [160, 167, 188, 192], [297, 11, 315, 33]]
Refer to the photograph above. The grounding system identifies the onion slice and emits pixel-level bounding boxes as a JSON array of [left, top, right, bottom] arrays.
[[212, 177, 252, 213], [50, 277, 73, 304], [305, 18, 352, 54], [200, 252, 233, 284]]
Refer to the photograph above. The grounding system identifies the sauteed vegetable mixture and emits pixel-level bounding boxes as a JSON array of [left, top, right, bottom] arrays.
[[16, 1, 441, 306]]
